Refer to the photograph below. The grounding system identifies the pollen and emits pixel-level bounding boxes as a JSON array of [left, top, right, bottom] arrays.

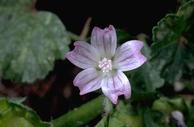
[[98, 58, 112, 73]]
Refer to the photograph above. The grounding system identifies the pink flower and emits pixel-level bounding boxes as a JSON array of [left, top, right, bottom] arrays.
[[66, 25, 147, 104]]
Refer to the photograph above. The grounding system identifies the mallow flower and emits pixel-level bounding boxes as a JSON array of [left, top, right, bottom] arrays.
[[66, 25, 147, 104]]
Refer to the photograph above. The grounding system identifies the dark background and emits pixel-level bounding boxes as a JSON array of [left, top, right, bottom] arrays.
[[36, 0, 177, 36]]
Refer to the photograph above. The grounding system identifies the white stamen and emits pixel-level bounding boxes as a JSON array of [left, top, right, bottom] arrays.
[[98, 58, 112, 73]]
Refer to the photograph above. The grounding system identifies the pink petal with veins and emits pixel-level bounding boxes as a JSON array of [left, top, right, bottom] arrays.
[[65, 41, 99, 69], [101, 71, 131, 104], [73, 68, 102, 95], [113, 40, 147, 71], [91, 25, 117, 58]]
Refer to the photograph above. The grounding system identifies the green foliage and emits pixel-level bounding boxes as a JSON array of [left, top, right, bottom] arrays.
[[186, 100, 194, 127], [0, 0, 34, 8], [52, 96, 104, 127], [0, 98, 50, 127], [177, 0, 194, 20], [0, 0, 70, 83], [151, 0, 194, 83], [0, 0, 194, 127], [142, 109, 164, 127], [178, 0, 192, 5], [152, 97, 186, 114], [152, 97, 194, 127], [131, 42, 164, 92], [96, 102, 143, 127], [95, 96, 194, 127], [95, 116, 109, 127]]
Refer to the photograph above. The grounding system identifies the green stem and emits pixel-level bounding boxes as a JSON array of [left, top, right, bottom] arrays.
[[52, 96, 104, 127], [68, 31, 81, 41]]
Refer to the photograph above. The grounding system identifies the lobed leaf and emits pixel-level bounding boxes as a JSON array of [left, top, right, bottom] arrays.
[[151, 0, 194, 83], [0, 98, 50, 127], [0, 2, 70, 83]]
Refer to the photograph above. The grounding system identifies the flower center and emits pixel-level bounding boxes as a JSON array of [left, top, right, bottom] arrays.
[[98, 58, 112, 73]]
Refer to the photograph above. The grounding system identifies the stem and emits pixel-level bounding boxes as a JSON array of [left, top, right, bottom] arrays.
[[52, 96, 104, 127], [103, 97, 113, 115], [80, 17, 92, 41], [68, 32, 81, 41]]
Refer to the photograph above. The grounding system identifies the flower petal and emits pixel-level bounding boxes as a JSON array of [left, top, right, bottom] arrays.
[[65, 41, 100, 69], [91, 25, 117, 58], [101, 71, 131, 104], [113, 40, 147, 71], [73, 68, 102, 95]]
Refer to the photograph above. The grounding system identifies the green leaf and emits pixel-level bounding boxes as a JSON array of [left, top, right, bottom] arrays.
[[152, 97, 186, 114], [96, 102, 143, 127], [152, 43, 187, 83], [0, 98, 50, 127], [131, 42, 164, 92], [151, 96, 194, 127], [7, 97, 26, 104], [151, 0, 194, 83], [177, 0, 194, 20], [113, 102, 143, 127], [152, 14, 186, 55], [95, 116, 108, 127], [142, 109, 164, 127], [0, 0, 34, 8], [178, 0, 193, 7], [0, 3, 70, 83], [113, 112, 143, 127], [151, 97, 191, 127], [96, 113, 143, 127], [186, 103, 194, 127], [108, 117, 126, 127]]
